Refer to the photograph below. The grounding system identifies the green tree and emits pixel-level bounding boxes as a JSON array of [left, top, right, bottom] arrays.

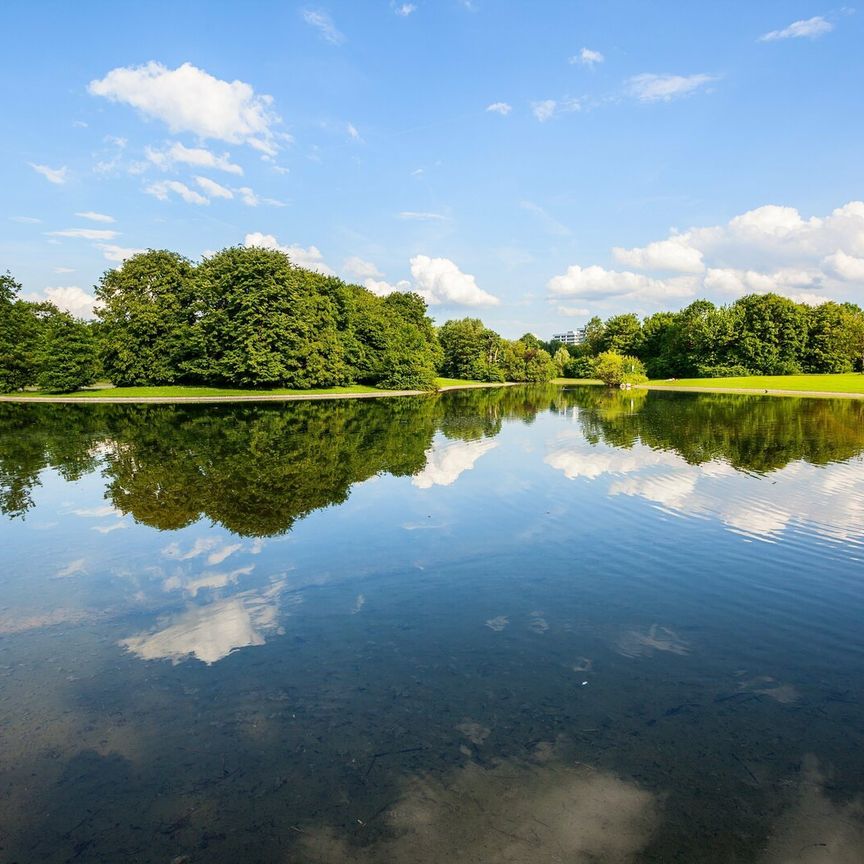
[[594, 351, 647, 386], [804, 302, 864, 373], [602, 313, 643, 355], [95, 250, 197, 385], [582, 316, 606, 355], [37, 312, 98, 393], [438, 318, 504, 381], [0, 272, 46, 392], [730, 293, 807, 374], [552, 346, 570, 376]]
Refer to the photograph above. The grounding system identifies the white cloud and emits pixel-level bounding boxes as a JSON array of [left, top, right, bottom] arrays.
[[547, 264, 696, 303], [399, 210, 448, 221], [347, 122, 361, 141], [195, 176, 233, 199], [628, 73, 717, 102], [29, 163, 68, 184], [759, 16, 833, 42], [532, 99, 557, 122], [10, 216, 41, 223], [243, 232, 335, 274], [486, 102, 512, 115], [548, 199, 864, 311], [343, 256, 383, 278], [571, 47, 604, 67], [364, 277, 411, 297], [75, 211, 115, 223], [145, 142, 244, 175], [23, 286, 100, 319], [47, 228, 119, 240], [557, 305, 590, 317], [410, 255, 500, 306], [145, 180, 209, 205], [96, 243, 145, 263], [613, 236, 705, 273], [392, 2, 416, 15], [824, 249, 864, 282], [301, 9, 346, 44], [89, 62, 280, 155]]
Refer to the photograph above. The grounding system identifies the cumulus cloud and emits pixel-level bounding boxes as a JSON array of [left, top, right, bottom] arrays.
[[613, 236, 705, 273], [759, 16, 833, 42], [75, 211, 115, 223], [145, 179, 209, 205], [486, 102, 512, 115], [145, 142, 244, 175], [243, 232, 335, 274], [29, 163, 68, 184], [89, 62, 281, 155], [24, 286, 100, 319], [364, 277, 411, 297], [531, 98, 581, 121], [571, 47, 604, 67], [554, 200, 864, 311], [410, 254, 500, 306], [195, 176, 233, 199], [392, 2, 416, 15], [46, 228, 119, 240], [412, 438, 498, 488], [346, 122, 361, 141], [301, 9, 345, 44], [343, 256, 383, 279], [548, 264, 696, 303], [628, 73, 717, 102]]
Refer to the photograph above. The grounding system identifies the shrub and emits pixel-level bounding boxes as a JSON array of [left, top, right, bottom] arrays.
[[594, 351, 647, 387]]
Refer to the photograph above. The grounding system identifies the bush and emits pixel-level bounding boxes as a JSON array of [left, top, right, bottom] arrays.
[[694, 364, 751, 379], [594, 351, 647, 387], [563, 356, 597, 379]]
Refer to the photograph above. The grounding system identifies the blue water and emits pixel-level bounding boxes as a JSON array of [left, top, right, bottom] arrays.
[[1, 386, 863, 862]]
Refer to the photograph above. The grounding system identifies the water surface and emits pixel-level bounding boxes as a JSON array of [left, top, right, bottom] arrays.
[[2, 386, 863, 862]]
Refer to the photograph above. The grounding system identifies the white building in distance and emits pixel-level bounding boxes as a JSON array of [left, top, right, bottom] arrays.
[[551, 328, 586, 346]]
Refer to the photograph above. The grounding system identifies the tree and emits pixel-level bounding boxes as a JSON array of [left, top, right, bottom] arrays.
[[0, 272, 45, 392], [552, 346, 570, 376], [730, 293, 807, 374], [37, 312, 98, 392], [95, 250, 197, 385], [804, 302, 864, 373], [582, 316, 606, 355], [438, 318, 504, 381], [594, 351, 647, 386], [602, 313, 643, 355], [190, 246, 350, 388]]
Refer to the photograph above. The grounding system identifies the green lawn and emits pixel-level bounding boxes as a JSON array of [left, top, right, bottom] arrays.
[[647, 373, 864, 395], [552, 377, 604, 386], [3, 378, 489, 399]]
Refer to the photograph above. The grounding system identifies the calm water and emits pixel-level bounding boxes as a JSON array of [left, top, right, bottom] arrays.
[[1, 386, 864, 863]]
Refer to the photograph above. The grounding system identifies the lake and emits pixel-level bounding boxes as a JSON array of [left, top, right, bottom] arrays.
[[1, 385, 863, 863]]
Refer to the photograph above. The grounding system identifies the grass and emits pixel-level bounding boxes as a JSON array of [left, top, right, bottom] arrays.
[[647, 372, 864, 395], [4, 378, 492, 400], [552, 377, 604, 386]]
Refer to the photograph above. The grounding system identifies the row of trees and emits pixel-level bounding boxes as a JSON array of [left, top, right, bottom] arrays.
[[549, 295, 864, 379], [1, 248, 563, 393]]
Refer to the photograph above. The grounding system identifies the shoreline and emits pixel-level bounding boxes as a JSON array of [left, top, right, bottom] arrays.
[[641, 383, 864, 400], [0, 381, 517, 405]]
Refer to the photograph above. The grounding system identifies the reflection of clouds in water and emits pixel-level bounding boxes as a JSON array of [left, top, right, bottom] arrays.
[[761, 756, 864, 863], [119, 580, 284, 665], [54, 558, 86, 579], [92, 521, 128, 534], [412, 438, 498, 489], [529, 610, 549, 633], [351, 593, 365, 614], [304, 753, 658, 863], [738, 675, 800, 704], [71, 505, 121, 518], [207, 542, 241, 565], [162, 564, 255, 597], [485, 615, 509, 631], [617, 624, 689, 659], [546, 432, 864, 542]]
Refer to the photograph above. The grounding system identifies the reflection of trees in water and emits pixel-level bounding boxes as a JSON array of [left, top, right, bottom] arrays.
[[0, 387, 560, 534], [568, 388, 864, 473]]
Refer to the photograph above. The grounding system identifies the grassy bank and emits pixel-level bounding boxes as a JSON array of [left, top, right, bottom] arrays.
[[645, 372, 864, 396], [553, 378, 604, 386], [0, 378, 498, 402]]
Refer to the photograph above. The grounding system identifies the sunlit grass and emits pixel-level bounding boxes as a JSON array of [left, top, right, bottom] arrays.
[[647, 373, 864, 395]]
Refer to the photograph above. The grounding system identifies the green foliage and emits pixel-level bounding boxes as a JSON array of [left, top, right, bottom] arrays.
[[0, 272, 47, 392], [602, 313, 643, 355], [552, 346, 570, 376], [594, 351, 648, 386], [731, 293, 807, 374], [804, 302, 864, 373], [694, 364, 751, 378], [95, 250, 197, 386], [438, 318, 504, 381], [563, 355, 597, 379], [37, 312, 98, 392]]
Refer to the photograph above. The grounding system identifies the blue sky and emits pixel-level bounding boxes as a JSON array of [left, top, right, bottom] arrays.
[[2, 1, 863, 336]]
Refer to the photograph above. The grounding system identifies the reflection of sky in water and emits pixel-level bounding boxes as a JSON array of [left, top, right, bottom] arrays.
[[2, 390, 864, 862]]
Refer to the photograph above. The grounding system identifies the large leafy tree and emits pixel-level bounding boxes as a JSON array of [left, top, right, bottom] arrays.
[[95, 250, 197, 385], [602, 313, 643, 355], [438, 318, 504, 381], [189, 246, 350, 388], [804, 302, 864, 372], [729, 293, 808, 374], [0, 272, 46, 392]]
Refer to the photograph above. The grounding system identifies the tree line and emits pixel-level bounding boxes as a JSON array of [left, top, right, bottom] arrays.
[[551, 295, 864, 380], [4, 248, 864, 393], [0, 247, 565, 393]]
